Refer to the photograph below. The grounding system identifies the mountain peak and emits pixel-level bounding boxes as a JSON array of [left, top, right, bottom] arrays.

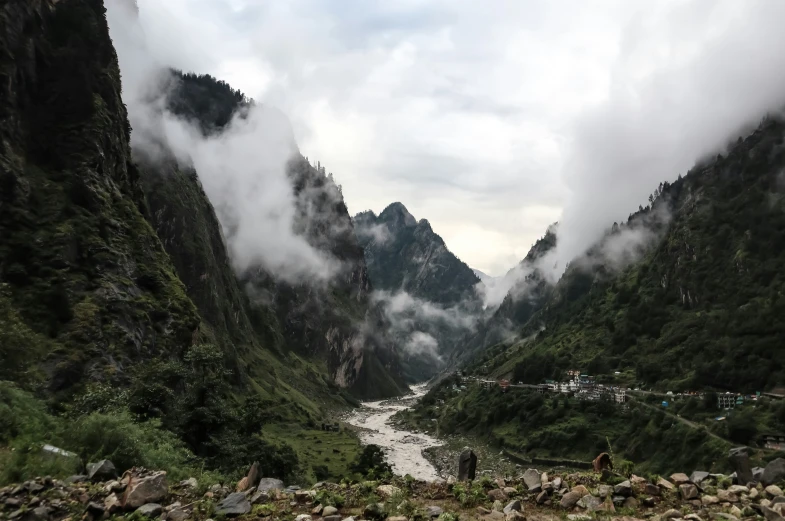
[[379, 202, 417, 228]]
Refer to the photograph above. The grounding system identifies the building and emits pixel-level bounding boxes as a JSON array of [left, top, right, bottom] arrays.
[[761, 434, 785, 450], [718, 393, 744, 409]]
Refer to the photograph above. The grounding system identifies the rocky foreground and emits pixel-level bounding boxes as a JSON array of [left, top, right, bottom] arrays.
[[5, 457, 785, 521]]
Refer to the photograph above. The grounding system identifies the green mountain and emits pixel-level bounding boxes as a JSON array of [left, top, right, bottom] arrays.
[[468, 116, 785, 393], [354, 203, 483, 380], [0, 0, 404, 481]]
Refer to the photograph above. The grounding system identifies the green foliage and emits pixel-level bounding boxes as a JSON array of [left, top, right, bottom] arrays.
[[315, 490, 346, 508], [451, 481, 488, 507], [352, 445, 393, 480]]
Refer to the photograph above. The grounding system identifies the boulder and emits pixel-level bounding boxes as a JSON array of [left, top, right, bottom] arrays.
[[167, 508, 189, 521], [488, 489, 508, 501], [702, 495, 720, 505], [729, 447, 754, 486], [458, 449, 478, 481], [754, 467, 766, 482], [251, 491, 271, 504], [690, 471, 710, 485], [536, 491, 548, 504], [717, 489, 739, 503], [670, 473, 690, 485], [503, 487, 518, 496], [523, 469, 541, 491], [598, 485, 612, 499], [87, 460, 117, 482], [324, 516, 342, 521], [762, 506, 785, 521], [750, 487, 760, 499], [552, 477, 563, 489], [623, 497, 638, 509], [257, 478, 284, 493], [728, 485, 749, 494], [614, 481, 632, 497], [136, 504, 163, 517], [492, 500, 504, 512], [503, 500, 521, 514], [179, 478, 198, 489], [644, 483, 661, 496], [377, 485, 401, 498], [657, 477, 675, 490], [764, 459, 785, 486], [572, 485, 589, 496], [680, 484, 699, 500], [612, 496, 626, 507], [323, 506, 339, 516], [425, 506, 443, 518], [577, 494, 602, 511], [561, 491, 583, 509], [505, 511, 525, 521], [663, 509, 681, 519], [124, 472, 168, 509], [217, 493, 252, 516], [295, 516, 312, 521], [768, 485, 785, 497]]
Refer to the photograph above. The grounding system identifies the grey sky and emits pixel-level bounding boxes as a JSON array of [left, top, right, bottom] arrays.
[[133, 0, 785, 276]]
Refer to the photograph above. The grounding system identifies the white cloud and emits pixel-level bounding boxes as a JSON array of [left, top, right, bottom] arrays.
[[131, 0, 785, 280]]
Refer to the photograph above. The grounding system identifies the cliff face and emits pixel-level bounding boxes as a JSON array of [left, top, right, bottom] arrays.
[[0, 0, 199, 390]]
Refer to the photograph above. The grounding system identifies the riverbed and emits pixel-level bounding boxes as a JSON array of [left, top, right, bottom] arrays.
[[344, 384, 443, 481]]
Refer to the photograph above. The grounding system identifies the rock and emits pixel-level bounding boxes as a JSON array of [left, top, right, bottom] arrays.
[[567, 516, 592, 521], [323, 506, 339, 516], [671, 473, 690, 484], [599, 497, 616, 512], [250, 491, 270, 504], [642, 497, 657, 507], [104, 493, 121, 513], [295, 516, 312, 521], [684, 516, 703, 521], [645, 483, 661, 496], [87, 460, 117, 481], [364, 503, 385, 520], [712, 514, 740, 521], [770, 486, 785, 498], [30, 507, 51, 520], [728, 485, 749, 494], [755, 467, 766, 482], [658, 477, 675, 490], [764, 460, 785, 487], [615, 481, 633, 497], [522, 469, 541, 490], [597, 485, 612, 498], [772, 496, 785, 506], [624, 497, 639, 509], [572, 485, 590, 496], [257, 478, 284, 493], [168, 508, 189, 521], [577, 494, 602, 511], [87, 502, 105, 517], [505, 511, 525, 521], [730, 506, 742, 517], [691, 471, 710, 485], [717, 489, 739, 503], [312, 505, 324, 515], [65, 475, 88, 484], [503, 500, 521, 514], [492, 500, 504, 512], [458, 448, 478, 481], [425, 506, 443, 518], [702, 495, 720, 505], [750, 487, 760, 499], [377, 485, 401, 498], [503, 487, 518, 496], [729, 447, 754, 486], [681, 484, 700, 500], [561, 491, 583, 509], [324, 516, 342, 521], [484, 512, 505, 521], [447, 476, 456, 485], [477, 507, 492, 515], [137, 504, 163, 517], [488, 489, 508, 501], [762, 499, 773, 508], [663, 509, 681, 519], [536, 491, 548, 504], [764, 506, 785, 521], [553, 477, 563, 489], [124, 471, 169, 509], [217, 492, 251, 516]]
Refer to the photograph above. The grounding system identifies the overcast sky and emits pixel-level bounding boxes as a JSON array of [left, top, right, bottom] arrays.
[[133, 0, 785, 276]]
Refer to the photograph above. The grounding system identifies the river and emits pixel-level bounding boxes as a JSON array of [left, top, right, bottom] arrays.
[[344, 384, 443, 481]]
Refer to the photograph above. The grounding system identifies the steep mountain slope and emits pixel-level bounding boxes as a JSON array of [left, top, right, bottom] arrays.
[[354, 203, 483, 380], [469, 117, 785, 393], [354, 203, 481, 306]]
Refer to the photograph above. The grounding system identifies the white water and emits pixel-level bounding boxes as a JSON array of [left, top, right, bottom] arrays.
[[344, 384, 442, 481]]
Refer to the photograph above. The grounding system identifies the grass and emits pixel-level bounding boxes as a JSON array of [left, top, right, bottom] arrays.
[[262, 423, 364, 484]]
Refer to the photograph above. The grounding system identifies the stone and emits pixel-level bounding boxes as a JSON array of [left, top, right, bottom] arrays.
[[755, 467, 766, 482], [217, 493, 251, 516], [772, 496, 785, 506], [295, 516, 312, 521], [561, 491, 583, 509], [728, 485, 749, 494], [168, 508, 189, 521], [536, 491, 548, 504], [572, 485, 589, 496], [645, 483, 661, 496], [31, 507, 51, 520], [257, 478, 284, 493], [492, 500, 504, 512], [615, 481, 633, 497], [764, 506, 785, 521], [577, 494, 602, 511], [553, 477, 563, 489], [717, 489, 739, 503], [567, 516, 592, 521], [458, 449, 478, 481], [323, 506, 339, 516], [488, 489, 508, 501], [642, 497, 657, 507], [484, 512, 505, 521], [681, 484, 700, 500], [425, 506, 443, 518], [764, 460, 785, 487], [137, 504, 163, 517], [503, 500, 521, 514], [702, 495, 720, 505], [540, 472, 549, 485], [387, 517, 407, 521], [250, 491, 270, 504], [104, 493, 121, 513], [750, 487, 760, 499], [477, 507, 492, 515], [87, 460, 117, 481], [657, 477, 675, 490], [312, 505, 324, 515], [762, 499, 773, 508], [324, 516, 342, 521], [663, 509, 681, 519], [729, 447, 754, 486], [624, 496, 639, 509], [598, 485, 612, 498], [505, 511, 525, 521], [684, 515, 703, 521], [599, 497, 615, 513], [377, 485, 401, 498], [522, 469, 541, 492], [65, 475, 88, 484], [691, 471, 710, 485], [124, 471, 169, 509], [87, 502, 105, 517], [671, 473, 690, 484], [729, 506, 742, 517], [364, 503, 385, 520], [772, 486, 785, 498], [503, 487, 518, 496], [712, 514, 739, 521]]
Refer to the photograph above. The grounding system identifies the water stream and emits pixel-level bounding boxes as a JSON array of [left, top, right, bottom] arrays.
[[344, 384, 442, 481]]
